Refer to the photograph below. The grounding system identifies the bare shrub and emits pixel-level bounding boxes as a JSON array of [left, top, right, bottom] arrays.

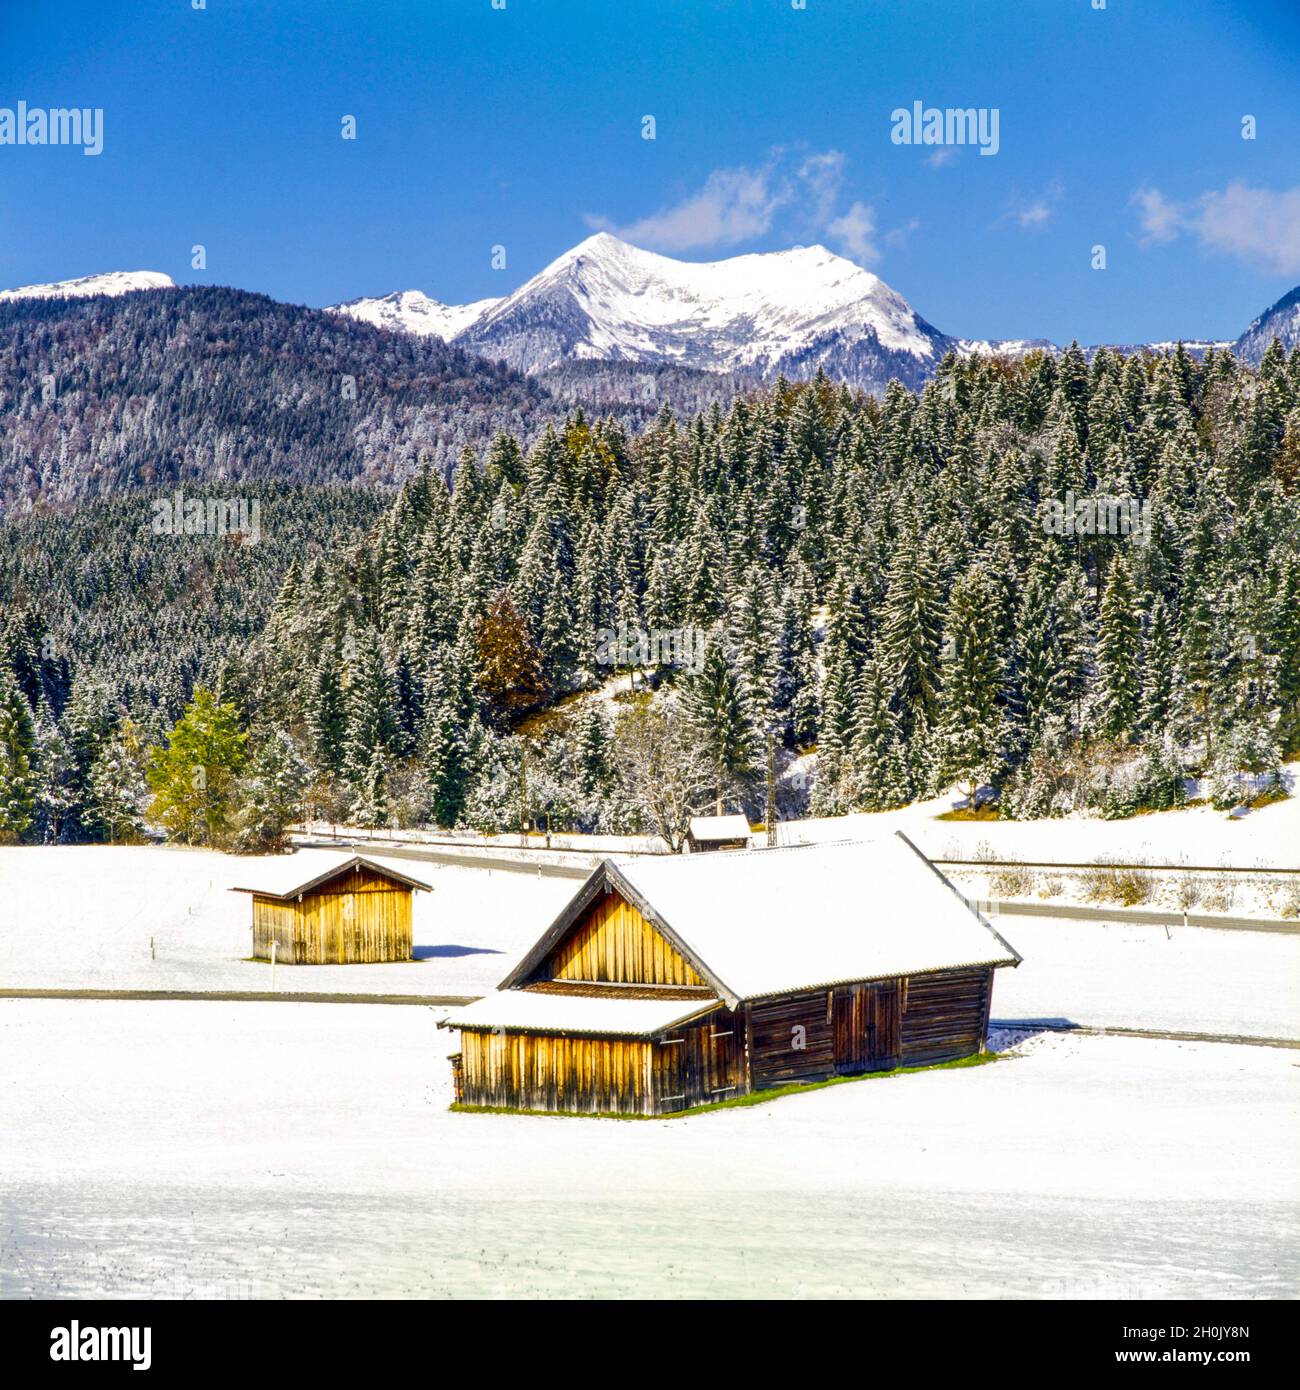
[[990, 863, 1036, 898], [1083, 859, 1155, 906]]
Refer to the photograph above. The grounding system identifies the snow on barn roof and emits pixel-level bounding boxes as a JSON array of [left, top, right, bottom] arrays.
[[228, 852, 432, 901], [442, 992, 722, 1039], [688, 814, 752, 842], [502, 832, 1019, 1006]]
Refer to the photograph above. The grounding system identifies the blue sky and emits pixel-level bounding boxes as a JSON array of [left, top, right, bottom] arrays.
[[1, 0, 1298, 344]]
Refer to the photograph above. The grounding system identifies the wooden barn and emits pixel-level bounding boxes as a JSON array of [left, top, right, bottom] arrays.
[[686, 813, 752, 852], [440, 832, 1020, 1115], [231, 853, 430, 965]]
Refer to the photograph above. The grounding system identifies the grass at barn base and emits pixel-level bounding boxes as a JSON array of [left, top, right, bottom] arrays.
[[449, 1049, 1000, 1120]]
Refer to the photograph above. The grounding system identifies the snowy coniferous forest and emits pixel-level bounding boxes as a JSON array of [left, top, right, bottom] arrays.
[[1, 340, 1299, 850]]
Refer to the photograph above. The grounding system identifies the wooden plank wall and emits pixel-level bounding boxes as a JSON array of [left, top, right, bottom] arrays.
[[250, 867, 413, 964], [652, 1010, 742, 1112], [458, 1030, 654, 1115], [251, 896, 299, 962], [747, 991, 836, 1088], [747, 968, 990, 1090], [542, 890, 705, 987], [898, 967, 992, 1066]]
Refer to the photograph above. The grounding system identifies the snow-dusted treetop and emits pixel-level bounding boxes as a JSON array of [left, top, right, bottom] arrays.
[[0, 270, 175, 302]]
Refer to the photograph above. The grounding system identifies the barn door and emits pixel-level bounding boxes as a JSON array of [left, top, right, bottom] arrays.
[[864, 981, 901, 1071], [835, 982, 901, 1073], [833, 987, 867, 1074]]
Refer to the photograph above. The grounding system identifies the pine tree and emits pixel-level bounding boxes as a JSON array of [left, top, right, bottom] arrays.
[[342, 627, 396, 785], [422, 658, 471, 828], [349, 748, 390, 829], [87, 724, 146, 844], [1014, 554, 1068, 748], [0, 663, 38, 842], [938, 565, 1006, 807], [683, 630, 753, 813], [1096, 553, 1142, 740], [877, 534, 944, 742], [233, 727, 308, 852], [1138, 593, 1175, 737], [848, 658, 911, 810]]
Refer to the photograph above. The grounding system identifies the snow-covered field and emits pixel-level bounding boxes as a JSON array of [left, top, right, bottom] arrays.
[[0, 845, 573, 998], [991, 917, 1300, 1040], [785, 768, 1300, 870], [0, 1001, 1293, 1299]]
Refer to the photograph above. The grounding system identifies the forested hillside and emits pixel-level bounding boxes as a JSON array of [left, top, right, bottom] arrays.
[[0, 287, 550, 514], [1, 340, 1298, 849]]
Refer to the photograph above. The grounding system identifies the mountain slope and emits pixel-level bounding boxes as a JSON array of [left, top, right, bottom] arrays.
[[453, 233, 948, 390], [0, 285, 550, 515], [0, 270, 174, 301], [1234, 286, 1300, 364]]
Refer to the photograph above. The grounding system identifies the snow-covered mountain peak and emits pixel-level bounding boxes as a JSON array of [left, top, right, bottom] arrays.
[[457, 234, 942, 381], [0, 270, 174, 302], [329, 287, 503, 341]]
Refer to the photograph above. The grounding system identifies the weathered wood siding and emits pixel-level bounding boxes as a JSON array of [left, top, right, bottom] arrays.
[[652, 1009, 741, 1112], [250, 867, 413, 964], [540, 890, 705, 987], [457, 1029, 654, 1115], [898, 967, 992, 1066], [747, 968, 988, 1090], [747, 990, 836, 1088]]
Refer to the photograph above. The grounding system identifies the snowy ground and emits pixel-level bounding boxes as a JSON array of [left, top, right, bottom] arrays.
[[0, 845, 573, 998], [782, 765, 1300, 870], [1, 845, 1296, 1040], [0, 1002, 1293, 1299], [991, 917, 1300, 1040]]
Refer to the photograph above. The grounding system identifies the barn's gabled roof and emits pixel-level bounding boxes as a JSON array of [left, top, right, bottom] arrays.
[[688, 813, 752, 842], [499, 832, 1019, 1007], [440, 992, 722, 1039], [229, 851, 432, 900]]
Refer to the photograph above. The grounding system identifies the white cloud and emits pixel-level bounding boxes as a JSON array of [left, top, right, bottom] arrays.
[[586, 158, 792, 253], [796, 149, 846, 226], [585, 147, 907, 266], [1197, 183, 1300, 276], [1132, 186, 1183, 245], [1132, 181, 1300, 277], [1002, 179, 1064, 230], [826, 200, 878, 263], [925, 147, 959, 169]]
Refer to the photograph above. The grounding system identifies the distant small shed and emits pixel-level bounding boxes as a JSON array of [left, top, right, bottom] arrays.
[[686, 814, 752, 853], [230, 854, 430, 964]]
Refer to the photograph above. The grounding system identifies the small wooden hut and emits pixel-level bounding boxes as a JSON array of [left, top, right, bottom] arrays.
[[441, 832, 1020, 1115], [686, 813, 752, 852], [231, 854, 430, 964]]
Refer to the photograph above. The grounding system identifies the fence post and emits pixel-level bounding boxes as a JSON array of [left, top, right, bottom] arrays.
[[270, 938, 277, 991]]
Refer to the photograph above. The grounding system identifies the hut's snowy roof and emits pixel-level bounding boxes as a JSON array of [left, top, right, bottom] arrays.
[[229, 852, 431, 900], [502, 832, 1019, 1005], [688, 814, 752, 842], [442, 992, 721, 1038]]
